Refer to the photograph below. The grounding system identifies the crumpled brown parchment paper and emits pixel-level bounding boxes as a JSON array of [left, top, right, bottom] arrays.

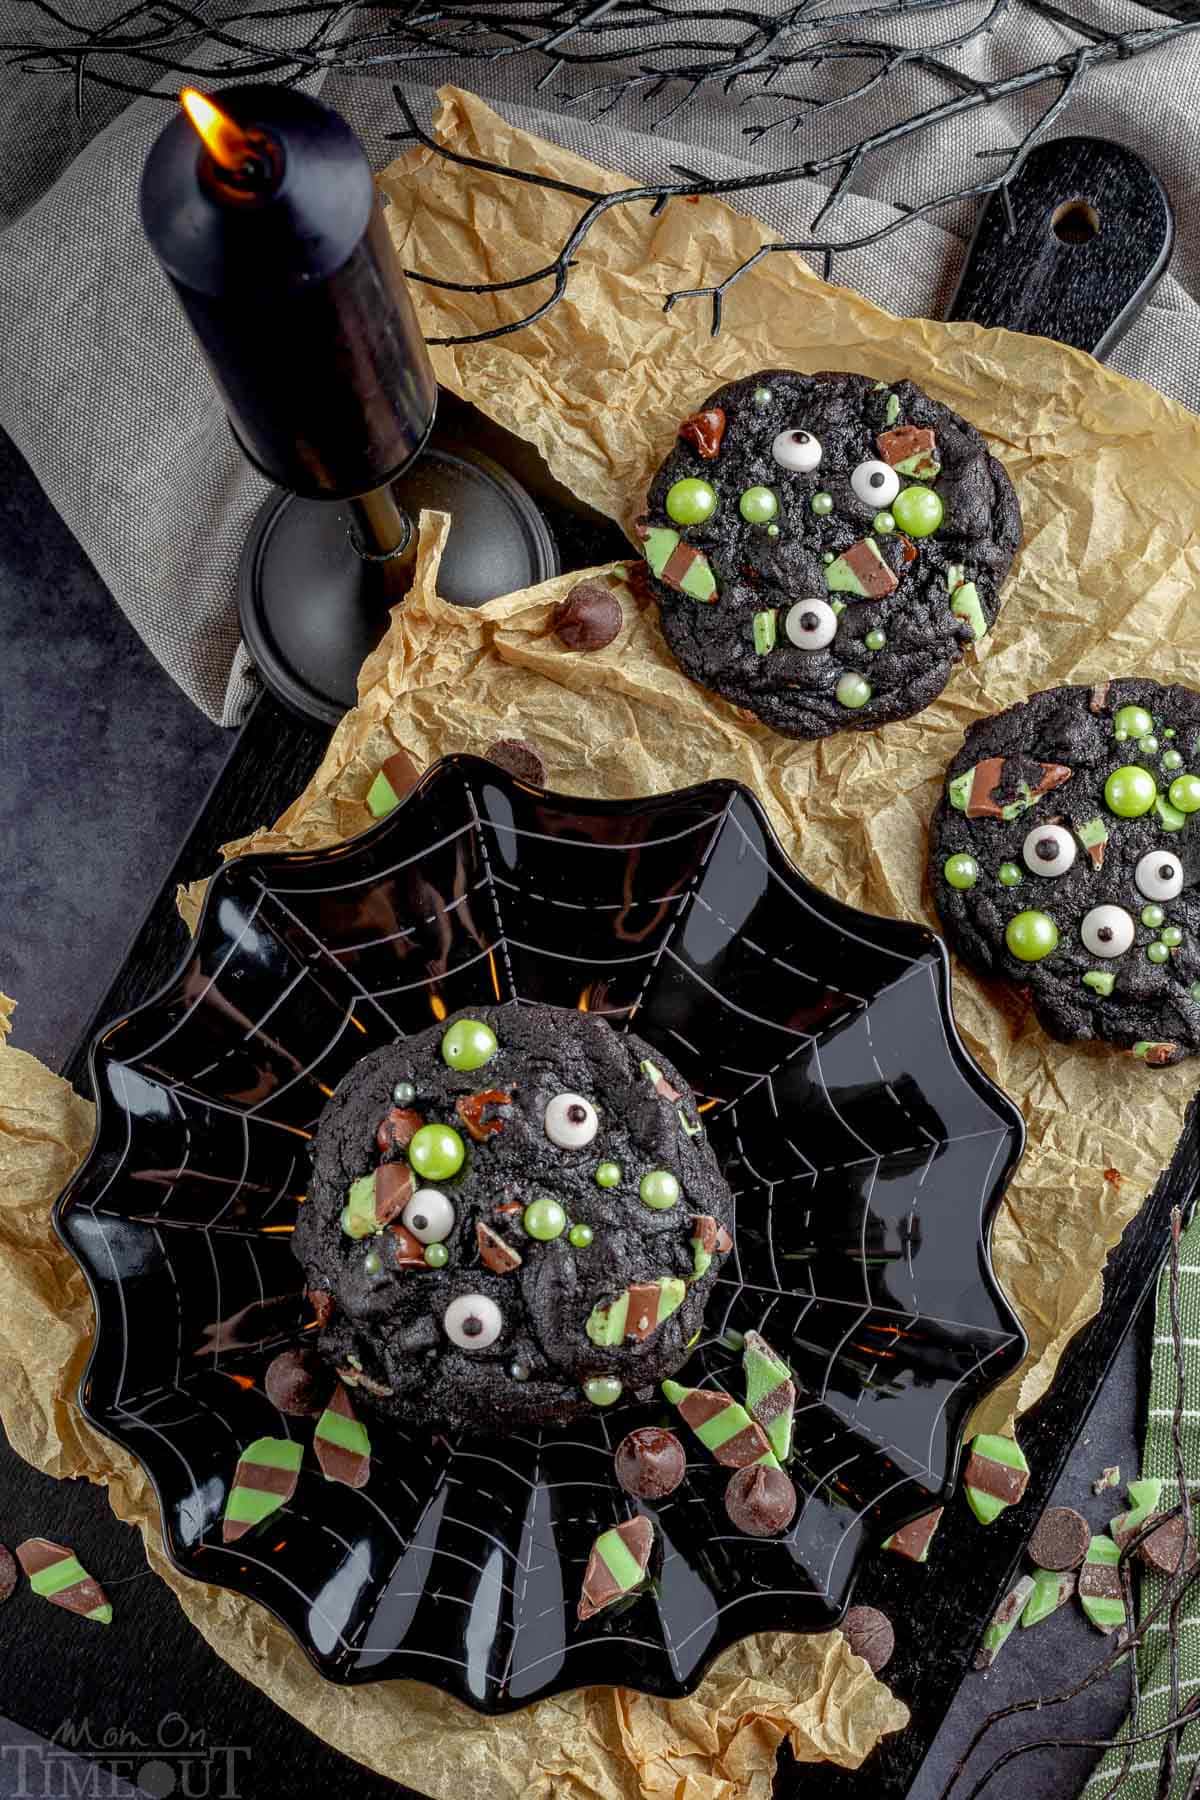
[[0, 980, 907, 1791]]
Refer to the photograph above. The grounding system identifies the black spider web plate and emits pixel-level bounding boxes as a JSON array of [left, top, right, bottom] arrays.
[[54, 756, 1025, 1710]]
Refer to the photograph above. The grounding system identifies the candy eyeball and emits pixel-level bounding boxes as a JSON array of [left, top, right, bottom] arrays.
[[544, 1092, 599, 1149], [1081, 905, 1135, 958], [771, 429, 822, 473], [784, 598, 838, 650], [1135, 849, 1184, 901], [402, 1187, 455, 1244], [1022, 823, 1076, 878], [850, 459, 900, 508], [443, 1293, 504, 1349]]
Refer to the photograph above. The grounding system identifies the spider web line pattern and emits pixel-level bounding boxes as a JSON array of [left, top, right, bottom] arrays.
[[59, 764, 1025, 1703]]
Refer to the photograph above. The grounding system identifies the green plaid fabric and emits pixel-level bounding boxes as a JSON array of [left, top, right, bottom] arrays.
[[1083, 1213, 1200, 1798]]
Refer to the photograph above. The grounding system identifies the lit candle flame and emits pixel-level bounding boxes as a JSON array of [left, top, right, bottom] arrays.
[[179, 87, 256, 175]]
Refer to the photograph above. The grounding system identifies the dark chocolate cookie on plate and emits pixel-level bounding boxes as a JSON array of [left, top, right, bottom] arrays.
[[294, 1004, 734, 1432], [929, 679, 1200, 1065], [641, 369, 1021, 739]]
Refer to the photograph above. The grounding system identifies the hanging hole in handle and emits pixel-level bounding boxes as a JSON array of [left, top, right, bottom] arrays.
[[1052, 200, 1101, 244]]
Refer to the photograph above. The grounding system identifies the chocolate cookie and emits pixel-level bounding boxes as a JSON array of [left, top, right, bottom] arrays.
[[293, 1005, 734, 1432], [642, 370, 1020, 738], [930, 680, 1200, 1064]]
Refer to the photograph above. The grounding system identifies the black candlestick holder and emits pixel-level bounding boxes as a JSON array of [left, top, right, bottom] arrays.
[[236, 403, 559, 725]]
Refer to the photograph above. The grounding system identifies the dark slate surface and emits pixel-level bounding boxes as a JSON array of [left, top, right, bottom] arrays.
[[0, 420, 1151, 1797]]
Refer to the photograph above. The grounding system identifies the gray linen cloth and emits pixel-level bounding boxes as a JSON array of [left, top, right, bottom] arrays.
[[0, 0, 1196, 724]]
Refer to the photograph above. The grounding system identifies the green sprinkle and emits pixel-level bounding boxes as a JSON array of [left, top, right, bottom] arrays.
[[1142, 904, 1166, 928], [811, 492, 834, 517], [944, 854, 978, 890], [1164, 749, 1184, 771], [1083, 970, 1115, 997], [423, 1241, 449, 1268], [364, 1249, 383, 1275], [1191, 983, 1200, 1003], [595, 1161, 621, 1188], [639, 1169, 680, 1211], [1114, 705, 1153, 739], [753, 386, 772, 406], [1163, 925, 1184, 947], [865, 628, 886, 651], [766, 523, 780, 538], [739, 485, 778, 524], [821, 551, 834, 565], [1166, 727, 1177, 738], [523, 1197, 567, 1241], [752, 610, 777, 655], [1140, 734, 1160, 754], [583, 1375, 623, 1406], [998, 862, 1023, 887], [836, 672, 872, 710], [666, 477, 717, 526], [1170, 774, 1200, 813], [440, 1018, 498, 1071], [568, 1222, 594, 1249], [409, 1124, 466, 1181], [1148, 941, 1170, 964], [872, 511, 895, 536]]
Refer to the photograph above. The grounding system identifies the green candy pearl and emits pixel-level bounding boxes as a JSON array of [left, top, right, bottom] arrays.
[[1163, 926, 1184, 948], [836, 672, 872, 710], [523, 1198, 567, 1241], [865, 628, 886, 651], [766, 523, 780, 538], [753, 386, 773, 406], [1164, 750, 1184, 771], [1139, 734, 1160, 755], [892, 484, 944, 537], [821, 551, 834, 565], [440, 1018, 498, 1071], [666, 477, 717, 525], [408, 1123, 466, 1180], [639, 1169, 680, 1211], [1114, 730, 1129, 743], [811, 492, 834, 517], [1191, 982, 1200, 1004], [1166, 728, 1177, 738], [1170, 775, 1200, 813], [943, 853, 978, 890], [739, 485, 778, 524], [364, 1249, 383, 1275], [872, 510, 895, 536], [998, 863, 1023, 888], [594, 1161, 621, 1188], [1148, 941, 1170, 964], [1142, 904, 1166, 928], [568, 1223, 594, 1248], [1105, 765, 1157, 818], [392, 1080, 416, 1105], [1114, 704, 1153, 738], [423, 1241, 449, 1268], [1006, 910, 1059, 962], [583, 1376, 623, 1407]]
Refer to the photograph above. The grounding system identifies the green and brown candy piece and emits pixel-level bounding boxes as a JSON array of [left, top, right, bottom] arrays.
[[662, 1379, 779, 1468], [689, 1213, 733, 1278], [1078, 1535, 1126, 1634], [742, 1330, 796, 1463], [948, 757, 1072, 820], [314, 1383, 371, 1489], [1077, 817, 1109, 869], [639, 523, 717, 602], [824, 537, 897, 600], [577, 1516, 655, 1621], [1110, 1477, 1163, 1551], [343, 1163, 412, 1238], [640, 1058, 681, 1103], [877, 425, 940, 480], [950, 579, 987, 643], [882, 1506, 943, 1563], [974, 1574, 1034, 1669], [222, 1437, 303, 1542], [587, 1278, 687, 1346], [963, 1433, 1030, 1524], [366, 748, 420, 820], [16, 1538, 111, 1624], [1021, 1568, 1076, 1629]]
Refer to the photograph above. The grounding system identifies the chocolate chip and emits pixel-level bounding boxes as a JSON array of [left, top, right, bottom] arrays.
[[555, 581, 623, 653], [723, 1464, 797, 1536], [1139, 1514, 1198, 1575], [264, 1348, 332, 1417], [1028, 1505, 1090, 1572], [614, 1427, 687, 1500], [0, 1545, 16, 1604], [842, 1604, 895, 1674], [485, 739, 546, 786]]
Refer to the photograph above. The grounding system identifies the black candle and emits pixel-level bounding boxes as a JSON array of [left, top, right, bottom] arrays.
[[140, 84, 437, 503]]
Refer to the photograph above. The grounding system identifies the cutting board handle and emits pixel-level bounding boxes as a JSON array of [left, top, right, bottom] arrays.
[[946, 135, 1174, 359]]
